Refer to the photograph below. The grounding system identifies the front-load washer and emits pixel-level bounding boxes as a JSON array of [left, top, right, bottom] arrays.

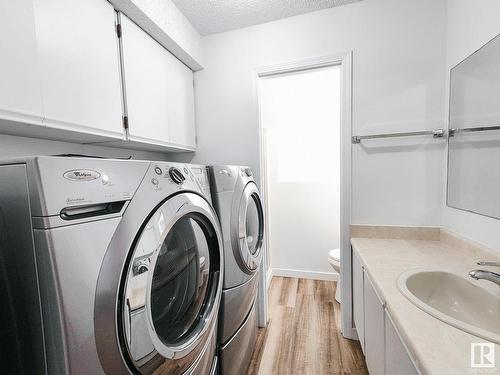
[[0, 156, 223, 375], [208, 165, 265, 375]]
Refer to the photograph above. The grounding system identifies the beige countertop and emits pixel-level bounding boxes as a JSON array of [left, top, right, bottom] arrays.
[[351, 229, 500, 375]]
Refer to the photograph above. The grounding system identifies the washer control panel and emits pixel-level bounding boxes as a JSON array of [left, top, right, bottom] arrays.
[[168, 167, 186, 185], [148, 162, 202, 194]]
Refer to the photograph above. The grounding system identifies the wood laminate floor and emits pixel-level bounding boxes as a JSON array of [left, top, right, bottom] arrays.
[[246, 277, 368, 375]]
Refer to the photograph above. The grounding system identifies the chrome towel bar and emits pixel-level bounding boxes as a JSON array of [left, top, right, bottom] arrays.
[[449, 125, 500, 136], [351, 128, 445, 144]]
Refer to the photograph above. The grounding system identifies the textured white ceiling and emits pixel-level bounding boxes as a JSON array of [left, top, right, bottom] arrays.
[[171, 0, 362, 35]]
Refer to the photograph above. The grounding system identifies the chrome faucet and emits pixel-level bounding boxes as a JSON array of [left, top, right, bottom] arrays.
[[469, 261, 500, 286]]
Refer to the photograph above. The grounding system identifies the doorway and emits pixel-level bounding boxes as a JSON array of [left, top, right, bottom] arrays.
[[260, 65, 341, 277], [256, 53, 354, 339]]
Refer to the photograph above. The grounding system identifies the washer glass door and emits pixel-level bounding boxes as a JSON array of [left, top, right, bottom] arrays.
[[150, 216, 210, 344], [121, 193, 221, 373]]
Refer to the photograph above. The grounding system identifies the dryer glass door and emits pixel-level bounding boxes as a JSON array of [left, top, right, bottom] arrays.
[[245, 194, 262, 255], [121, 193, 222, 372], [236, 182, 264, 271]]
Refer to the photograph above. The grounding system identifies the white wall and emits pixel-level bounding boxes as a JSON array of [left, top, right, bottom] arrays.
[[192, 0, 448, 227], [111, 0, 204, 70], [261, 67, 341, 275], [442, 0, 500, 251]]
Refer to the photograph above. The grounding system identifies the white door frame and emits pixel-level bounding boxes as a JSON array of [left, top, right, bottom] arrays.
[[254, 52, 355, 339]]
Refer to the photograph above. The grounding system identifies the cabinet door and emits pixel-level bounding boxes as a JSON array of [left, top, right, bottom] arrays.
[[120, 15, 196, 149], [33, 0, 124, 137], [0, 0, 43, 125], [165, 57, 196, 148], [385, 311, 418, 375], [120, 15, 170, 144], [352, 250, 365, 352], [364, 272, 385, 375]]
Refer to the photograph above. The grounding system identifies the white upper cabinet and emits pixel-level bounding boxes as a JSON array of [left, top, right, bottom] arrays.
[[120, 15, 196, 150], [120, 15, 170, 144], [165, 53, 196, 149], [0, 1, 195, 151], [32, 0, 124, 137], [0, 0, 44, 125]]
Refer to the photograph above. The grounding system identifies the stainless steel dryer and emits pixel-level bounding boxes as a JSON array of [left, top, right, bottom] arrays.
[[0, 156, 223, 375], [208, 165, 265, 375]]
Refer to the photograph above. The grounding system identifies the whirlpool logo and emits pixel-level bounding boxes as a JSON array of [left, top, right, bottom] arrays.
[[63, 169, 101, 181]]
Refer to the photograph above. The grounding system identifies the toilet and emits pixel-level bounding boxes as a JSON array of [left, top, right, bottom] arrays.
[[328, 248, 341, 303]]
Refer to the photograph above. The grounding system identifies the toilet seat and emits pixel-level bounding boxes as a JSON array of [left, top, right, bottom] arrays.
[[328, 248, 340, 262], [328, 248, 341, 303], [328, 248, 340, 269]]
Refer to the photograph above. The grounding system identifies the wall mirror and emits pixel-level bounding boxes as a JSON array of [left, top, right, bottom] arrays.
[[447, 33, 500, 219]]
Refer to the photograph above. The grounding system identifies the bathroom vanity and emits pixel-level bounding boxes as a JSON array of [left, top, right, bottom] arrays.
[[350, 29, 500, 375], [351, 227, 500, 375]]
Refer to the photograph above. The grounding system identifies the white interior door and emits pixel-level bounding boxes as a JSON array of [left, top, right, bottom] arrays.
[[0, 0, 44, 124]]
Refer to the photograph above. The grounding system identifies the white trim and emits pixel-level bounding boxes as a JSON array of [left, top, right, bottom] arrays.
[[338, 51, 355, 340], [272, 268, 338, 281], [44, 117, 126, 140], [0, 108, 44, 127], [255, 51, 355, 339], [256, 231, 269, 327], [254, 63, 270, 328], [126, 135, 196, 151], [255, 54, 347, 77], [266, 267, 274, 290]]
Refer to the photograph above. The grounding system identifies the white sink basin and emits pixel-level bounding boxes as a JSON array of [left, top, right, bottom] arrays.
[[398, 269, 500, 344]]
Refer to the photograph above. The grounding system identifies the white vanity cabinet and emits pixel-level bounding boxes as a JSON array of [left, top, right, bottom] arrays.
[[364, 272, 385, 375], [120, 15, 196, 150], [385, 312, 419, 375], [352, 247, 419, 375], [0, 0, 44, 126], [32, 0, 124, 138], [352, 250, 365, 352]]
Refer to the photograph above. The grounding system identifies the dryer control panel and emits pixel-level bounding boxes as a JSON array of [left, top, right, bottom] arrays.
[[186, 164, 212, 203]]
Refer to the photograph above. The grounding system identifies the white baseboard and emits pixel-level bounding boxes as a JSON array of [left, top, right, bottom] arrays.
[[271, 268, 338, 281]]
